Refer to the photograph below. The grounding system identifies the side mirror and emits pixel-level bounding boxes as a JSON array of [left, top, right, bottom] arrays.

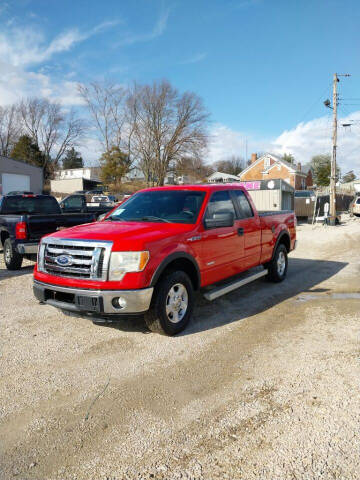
[[204, 211, 234, 229]]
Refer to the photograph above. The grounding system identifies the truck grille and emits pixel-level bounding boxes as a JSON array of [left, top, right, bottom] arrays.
[[39, 238, 113, 281]]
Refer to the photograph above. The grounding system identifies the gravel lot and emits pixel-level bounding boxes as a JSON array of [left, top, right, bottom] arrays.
[[1, 217, 360, 480]]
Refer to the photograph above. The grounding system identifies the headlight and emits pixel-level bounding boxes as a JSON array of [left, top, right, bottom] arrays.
[[37, 242, 46, 272], [109, 251, 150, 280]]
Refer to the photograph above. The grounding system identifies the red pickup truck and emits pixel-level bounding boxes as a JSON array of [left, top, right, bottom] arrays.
[[33, 184, 296, 335]]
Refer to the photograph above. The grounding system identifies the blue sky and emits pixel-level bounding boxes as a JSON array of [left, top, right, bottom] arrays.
[[1, 0, 360, 172]]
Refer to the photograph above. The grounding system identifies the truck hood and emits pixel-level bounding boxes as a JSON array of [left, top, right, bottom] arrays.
[[47, 220, 195, 250]]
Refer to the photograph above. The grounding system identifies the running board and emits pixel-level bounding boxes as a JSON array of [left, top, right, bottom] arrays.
[[203, 269, 268, 301]]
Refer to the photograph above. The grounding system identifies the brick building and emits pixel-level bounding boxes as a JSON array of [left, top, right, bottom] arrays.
[[239, 153, 312, 190]]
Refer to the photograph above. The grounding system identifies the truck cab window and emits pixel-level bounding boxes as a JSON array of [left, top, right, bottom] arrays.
[[63, 196, 83, 210], [233, 190, 254, 219], [205, 190, 236, 219]]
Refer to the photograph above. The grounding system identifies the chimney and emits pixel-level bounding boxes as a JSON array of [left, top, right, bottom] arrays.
[[251, 153, 257, 164], [297, 162, 302, 171]]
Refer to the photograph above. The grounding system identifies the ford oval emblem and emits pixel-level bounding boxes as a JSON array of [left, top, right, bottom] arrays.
[[55, 255, 73, 266]]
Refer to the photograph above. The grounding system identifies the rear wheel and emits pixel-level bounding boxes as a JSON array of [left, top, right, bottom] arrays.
[[144, 270, 194, 335], [266, 244, 288, 282], [4, 238, 23, 270]]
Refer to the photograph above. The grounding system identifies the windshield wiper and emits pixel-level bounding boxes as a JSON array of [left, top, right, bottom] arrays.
[[105, 216, 125, 221], [140, 216, 171, 223]]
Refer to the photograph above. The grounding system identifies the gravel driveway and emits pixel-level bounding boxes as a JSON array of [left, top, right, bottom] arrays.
[[1, 218, 359, 479]]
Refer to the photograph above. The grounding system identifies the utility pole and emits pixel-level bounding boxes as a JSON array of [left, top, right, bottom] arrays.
[[329, 73, 350, 225], [330, 73, 338, 225]]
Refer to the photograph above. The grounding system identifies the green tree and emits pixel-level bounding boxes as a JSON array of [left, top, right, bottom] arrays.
[[62, 148, 84, 169], [11, 134, 46, 169], [342, 170, 356, 183], [100, 146, 131, 187], [282, 153, 295, 164], [311, 154, 340, 186]]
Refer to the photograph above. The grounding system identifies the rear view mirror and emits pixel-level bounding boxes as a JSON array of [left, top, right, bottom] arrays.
[[204, 211, 234, 229]]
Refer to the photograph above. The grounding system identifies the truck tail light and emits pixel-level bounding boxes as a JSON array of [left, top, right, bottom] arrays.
[[16, 221, 27, 239]]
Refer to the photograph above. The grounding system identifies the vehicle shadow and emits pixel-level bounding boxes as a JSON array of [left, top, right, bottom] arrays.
[[0, 263, 34, 281], [181, 257, 347, 336], [90, 257, 347, 335]]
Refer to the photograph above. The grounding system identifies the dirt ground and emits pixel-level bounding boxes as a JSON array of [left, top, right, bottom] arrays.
[[1, 216, 360, 480]]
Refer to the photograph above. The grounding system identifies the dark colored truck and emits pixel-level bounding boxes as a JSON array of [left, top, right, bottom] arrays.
[[33, 184, 297, 335], [0, 194, 97, 270], [59, 194, 114, 216]]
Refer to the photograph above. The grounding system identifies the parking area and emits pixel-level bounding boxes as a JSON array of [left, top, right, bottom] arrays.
[[1, 217, 360, 479]]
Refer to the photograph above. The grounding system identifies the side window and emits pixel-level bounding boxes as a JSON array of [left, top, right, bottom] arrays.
[[233, 190, 254, 219], [205, 190, 236, 220], [64, 196, 83, 209]]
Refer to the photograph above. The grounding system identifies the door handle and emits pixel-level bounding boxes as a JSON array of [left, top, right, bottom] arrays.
[[237, 227, 244, 236]]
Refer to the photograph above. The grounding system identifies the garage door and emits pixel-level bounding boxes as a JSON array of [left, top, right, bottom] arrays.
[[1, 173, 31, 195]]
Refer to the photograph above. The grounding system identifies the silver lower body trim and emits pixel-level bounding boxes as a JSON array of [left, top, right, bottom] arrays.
[[17, 243, 38, 254], [33, 280, 154, 314]]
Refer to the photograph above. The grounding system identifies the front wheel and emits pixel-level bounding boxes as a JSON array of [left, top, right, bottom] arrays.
[[144, 270, 194, 335], [4, 238, 23, 270], [266, 244, 288, 282]]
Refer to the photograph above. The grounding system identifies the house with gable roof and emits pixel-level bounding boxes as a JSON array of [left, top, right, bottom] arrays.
[[239, 153, 312, 190]]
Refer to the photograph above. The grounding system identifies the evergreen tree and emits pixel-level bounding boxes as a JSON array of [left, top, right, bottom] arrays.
[[100, 146, 131, 187], [311, 154, 340, 186], [62, 148, 84, 169], [11, 135, 45, 168]]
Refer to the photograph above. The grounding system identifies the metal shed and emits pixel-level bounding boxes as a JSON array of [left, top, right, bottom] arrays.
[[239, 179, 294, 211], [0, 156, 43, 195]]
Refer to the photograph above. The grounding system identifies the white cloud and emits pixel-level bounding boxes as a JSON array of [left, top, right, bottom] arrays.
[[180, 52, 207, 65], [271, 113, 360, 173], [208, 115, 360, 174], [116, 9, 170, 46], [0, 20, 120, 67], [207, 123, 269, 164]]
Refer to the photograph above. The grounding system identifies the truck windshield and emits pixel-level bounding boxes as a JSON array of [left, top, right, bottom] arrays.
[[107, 190, 206, 224], [1, 196, 60, 215]]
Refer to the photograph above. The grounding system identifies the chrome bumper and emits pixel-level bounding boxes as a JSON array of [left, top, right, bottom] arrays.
[[17, 243, 38, 254], [33, 280, 154, 315]]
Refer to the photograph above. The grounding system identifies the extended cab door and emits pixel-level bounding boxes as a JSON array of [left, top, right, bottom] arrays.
[[201, 190, 244, 285], [231, 189, 261, 270], [60, 195, 86, 213]]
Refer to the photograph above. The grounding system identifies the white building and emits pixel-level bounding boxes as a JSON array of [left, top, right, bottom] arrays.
[[207, 171, 240, 183], [51, 167, 101, 194]]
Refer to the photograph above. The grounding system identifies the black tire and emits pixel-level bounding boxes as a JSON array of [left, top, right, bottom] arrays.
[[266, 244, 288, 283], [4, 238, 23, 270], [144, 270, 194, 335]]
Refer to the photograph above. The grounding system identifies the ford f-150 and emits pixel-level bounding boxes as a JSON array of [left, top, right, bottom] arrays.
[[33, 184, 296, 335]]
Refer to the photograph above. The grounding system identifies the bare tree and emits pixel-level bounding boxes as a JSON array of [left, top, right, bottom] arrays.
[[215, 156, 245, 176], [19, 98, 85, 171], [0, 104, 22, 156], [131, 80, 209, 186], [175, 156, 213, 181], [78, 82, 127, 153]]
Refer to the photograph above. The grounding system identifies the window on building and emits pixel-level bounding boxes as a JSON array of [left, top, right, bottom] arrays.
[[264, 157, 271, 168]]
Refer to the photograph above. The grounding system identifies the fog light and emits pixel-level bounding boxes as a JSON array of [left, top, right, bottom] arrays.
[[112, 297, 127, 309]]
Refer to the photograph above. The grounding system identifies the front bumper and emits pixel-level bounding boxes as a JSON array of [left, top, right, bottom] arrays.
[[33, 280, 153, 315], [17, 243, 38, 254]]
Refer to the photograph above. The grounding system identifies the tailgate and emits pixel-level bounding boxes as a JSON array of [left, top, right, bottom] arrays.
[[27, 214, 95, 240]]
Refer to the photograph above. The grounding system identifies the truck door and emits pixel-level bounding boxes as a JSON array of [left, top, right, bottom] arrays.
[[231, 189, 261, 270], [201, 190, 244, 285], [60, 195, 85, 213]]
